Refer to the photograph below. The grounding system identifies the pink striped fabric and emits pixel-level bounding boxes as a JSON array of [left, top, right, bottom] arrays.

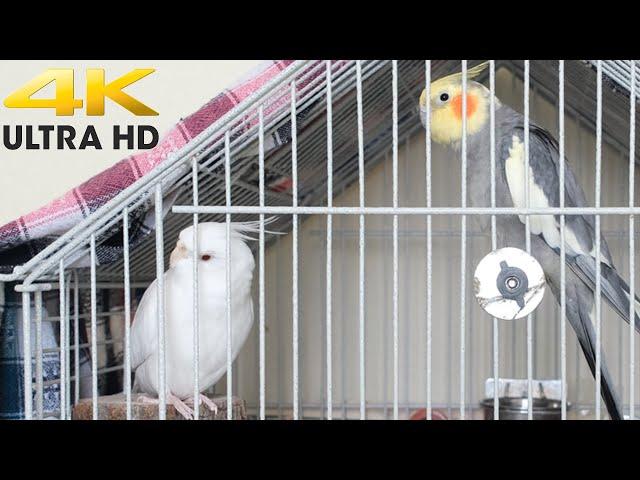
[[0, 60, 296, 272]]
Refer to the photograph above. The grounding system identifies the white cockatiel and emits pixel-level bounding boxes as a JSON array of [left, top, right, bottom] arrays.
[[130, 221, 260, 419]]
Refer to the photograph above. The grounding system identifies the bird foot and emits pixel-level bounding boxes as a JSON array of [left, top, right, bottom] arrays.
[[186, 394, 219, 417], [138, 393, 195, 420]]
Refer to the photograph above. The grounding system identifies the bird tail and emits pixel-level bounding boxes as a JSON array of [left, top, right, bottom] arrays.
[[602, 264, 640, 335], [573, 301, 624, 420], [571, 255, 640, 334]]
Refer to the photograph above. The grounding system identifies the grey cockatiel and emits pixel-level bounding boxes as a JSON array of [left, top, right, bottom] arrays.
[[420, 62, 639, 420]]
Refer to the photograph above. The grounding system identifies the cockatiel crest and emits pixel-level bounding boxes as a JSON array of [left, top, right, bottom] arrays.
[[169, 220, 272, 268], [419, 61, 499, 146]]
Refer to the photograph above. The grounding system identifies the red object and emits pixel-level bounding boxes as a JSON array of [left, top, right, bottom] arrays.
[[409, 408, 448, 420], [269, 176, 293, 193]]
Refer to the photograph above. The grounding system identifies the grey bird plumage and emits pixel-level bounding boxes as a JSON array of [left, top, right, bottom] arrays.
[[473, 107, 637, 420], [421, 69, 640, 420]]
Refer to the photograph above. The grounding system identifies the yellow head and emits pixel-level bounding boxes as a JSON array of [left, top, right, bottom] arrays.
[[419, 62, 497, 146]]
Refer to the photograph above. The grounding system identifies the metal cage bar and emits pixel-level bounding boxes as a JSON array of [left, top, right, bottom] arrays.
[[291, 80, 300, 420], [224, 131, 233, 420], [595, 60, 603, 420], [73, 271, 80, 408], [356, 60, 366, 420], [490, 59, 499, 420], [154, 185, 167, 420], [325, 60, 334, 420], [459, 60, 468, 419], [559, 60, 568, 420], [173, 206, 640, 216], [192, 155, 201, 420], [123, 208, 132, 420], [392, 60, 400, 420], [59, 261, 66, 420], [65, 275, 71, 418], [258, 105, 266, 420], [90, 234, 98, 419], [630, 60, 637, 420], [524, 60, 534, 420], [22, 291, 32, 419], [35, 291, 43, 419], [425, 60, 433, 420]]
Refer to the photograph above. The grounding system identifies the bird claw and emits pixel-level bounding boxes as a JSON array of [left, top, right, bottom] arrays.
[[169, 393, 195, 420], [137, 393, 195, 420], [198, 394, 219, 416], [186, 394, 219, 417]]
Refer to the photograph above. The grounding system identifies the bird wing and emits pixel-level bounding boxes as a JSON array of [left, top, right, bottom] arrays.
[[509, 123, 640, 333], [130, 278, 159, 372]]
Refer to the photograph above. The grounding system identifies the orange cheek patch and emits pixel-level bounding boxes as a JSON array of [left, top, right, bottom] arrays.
[[451, 93, 478, 119]]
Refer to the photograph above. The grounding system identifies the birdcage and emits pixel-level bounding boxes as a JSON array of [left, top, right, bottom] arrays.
[[0, 59, 638, 420]]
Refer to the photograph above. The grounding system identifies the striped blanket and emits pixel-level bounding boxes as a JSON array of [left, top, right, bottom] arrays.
[[0, 60, 298, 274]]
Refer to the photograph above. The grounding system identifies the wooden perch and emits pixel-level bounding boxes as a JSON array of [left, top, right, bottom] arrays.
[[72, 393, 247, 420]]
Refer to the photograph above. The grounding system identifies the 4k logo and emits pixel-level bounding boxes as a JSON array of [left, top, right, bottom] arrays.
[[3, 69, 158, 116]]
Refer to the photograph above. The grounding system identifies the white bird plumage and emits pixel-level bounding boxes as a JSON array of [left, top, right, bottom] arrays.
[[130, 221, 261, 418]]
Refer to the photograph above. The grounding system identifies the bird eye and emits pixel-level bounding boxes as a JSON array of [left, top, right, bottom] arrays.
[[201, 254, 212, 261], [439, 92, 449, 102]]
